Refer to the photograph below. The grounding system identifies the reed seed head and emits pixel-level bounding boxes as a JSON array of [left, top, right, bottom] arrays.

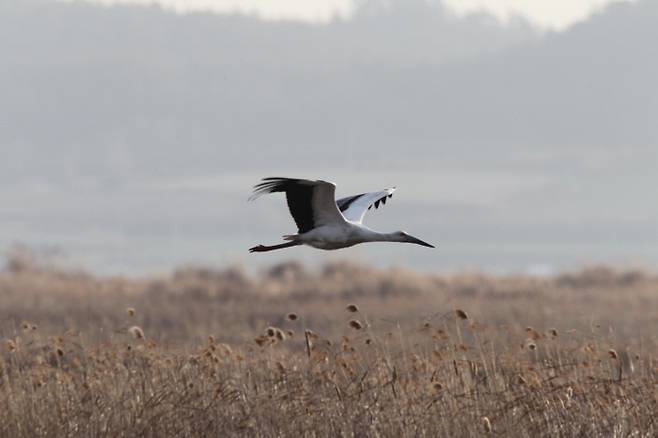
[[254, 335, 269, 347], [455, 309, 469, 320], [286, 313, 298, 321], [348, 319, 363, 330], [346, 304, 359, 313], [525, 327, 542, 340], [6, 339, 16, 352], [128, 326, 144, 340], [482, 417, 492, 433], [608, 349, 618, 359]]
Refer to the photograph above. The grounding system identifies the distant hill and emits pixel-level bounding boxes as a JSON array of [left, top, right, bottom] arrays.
[[1, 0, 655, 179], [1, 0, 537, 181]]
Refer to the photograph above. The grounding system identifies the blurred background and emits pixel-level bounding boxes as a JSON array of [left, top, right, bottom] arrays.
[[1, 0, 656, 276]]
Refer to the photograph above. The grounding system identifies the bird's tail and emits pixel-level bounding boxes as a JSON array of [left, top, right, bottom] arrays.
[[282, 234, 299, 241]]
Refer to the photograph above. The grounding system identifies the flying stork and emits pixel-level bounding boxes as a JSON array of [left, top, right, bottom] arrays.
[[248, 177, 435, 252]]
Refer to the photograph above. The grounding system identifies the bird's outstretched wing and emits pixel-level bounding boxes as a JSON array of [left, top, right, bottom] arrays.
[[249, 177, 346, 233], [336, 187, 396, 224]]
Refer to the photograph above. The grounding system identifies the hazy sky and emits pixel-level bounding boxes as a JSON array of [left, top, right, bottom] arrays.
[[70, 0, 634, 29], [3, 0, 656, 274]]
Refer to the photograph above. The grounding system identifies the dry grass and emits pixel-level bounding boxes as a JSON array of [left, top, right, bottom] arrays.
[[1, 255, 657, 437]]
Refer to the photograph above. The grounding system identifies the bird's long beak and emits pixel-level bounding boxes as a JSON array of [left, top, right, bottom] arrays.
[[405, 234, 435, 248]]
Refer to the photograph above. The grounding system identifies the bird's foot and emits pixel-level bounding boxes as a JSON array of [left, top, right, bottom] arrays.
[[249, 245, 268, 253]]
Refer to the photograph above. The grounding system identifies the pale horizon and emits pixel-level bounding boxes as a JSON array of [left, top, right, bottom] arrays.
[[63, 0, 635, 30]]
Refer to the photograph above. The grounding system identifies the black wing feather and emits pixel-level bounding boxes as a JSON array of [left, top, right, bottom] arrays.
[[251, 177, 316, 233], [336, 193, 366, 212], [337, 192, 393, 213]]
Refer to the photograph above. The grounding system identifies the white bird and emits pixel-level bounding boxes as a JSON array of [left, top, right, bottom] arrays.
[[248, 177, 435, 252]]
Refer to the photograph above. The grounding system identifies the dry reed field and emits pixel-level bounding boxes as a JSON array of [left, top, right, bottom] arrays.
[[1, 251, 657, 437]]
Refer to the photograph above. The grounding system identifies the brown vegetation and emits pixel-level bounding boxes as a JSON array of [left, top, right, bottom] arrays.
[[0, 255, 656, 437]]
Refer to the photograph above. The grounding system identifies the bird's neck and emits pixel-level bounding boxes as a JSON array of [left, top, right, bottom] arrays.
[[364, 229, 400, 243]]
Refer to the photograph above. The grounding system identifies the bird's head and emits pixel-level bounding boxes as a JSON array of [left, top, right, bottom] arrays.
[[394, 231, 435, 248]]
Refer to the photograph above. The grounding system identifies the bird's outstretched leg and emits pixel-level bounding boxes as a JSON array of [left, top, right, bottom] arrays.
[[249, 241, 302, 253]]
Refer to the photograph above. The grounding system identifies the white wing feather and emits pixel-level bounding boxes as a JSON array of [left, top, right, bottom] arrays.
[[339, 187, 396, 223]]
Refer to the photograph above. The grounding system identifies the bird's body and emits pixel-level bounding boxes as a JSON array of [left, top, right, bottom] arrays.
[[293, 223, 378, 250], [249, 177, 434, 252]]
